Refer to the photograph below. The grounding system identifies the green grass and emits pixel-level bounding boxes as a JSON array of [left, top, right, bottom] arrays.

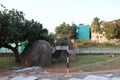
[[52, 54, 120, 72], [71, 55, 112, 66], [0, 57, 24, 70], [52, 55, 112, 67], [1, 55, 120, 72], [73, 55, 120, 72]]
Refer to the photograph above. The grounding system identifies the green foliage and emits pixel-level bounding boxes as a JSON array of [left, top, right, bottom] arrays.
[[103, 42, 115, 46], [91, 17, 103, 43], [0, 9, 24, 43], [0, 9, 48, 44], [55, 36, 67, 46], [0, 57, 24, 70], [0, 8, 49, 62], [46, 33, 55, 46], [55, 22, 77, 39], [74, 39, 118, 48], [22, 19, 48, 42], [1, 55, 120, 72], [52, 55, 112, 67], [74, 39, 93, 47], [91, 17, 103, 33], [0, 8, 48, 45], [72, 55, 111, 65], [76, 38, 88, 44], [103, 20, 120, 39]]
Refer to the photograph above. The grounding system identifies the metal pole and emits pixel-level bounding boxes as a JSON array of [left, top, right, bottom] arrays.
[[67, 52, 69, 75], [65, 46, 71, 78]]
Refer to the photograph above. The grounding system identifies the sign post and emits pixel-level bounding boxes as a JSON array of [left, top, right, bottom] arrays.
[[55, 46, 68, 50], [56, 46, 71, 77], [65, 51, 72, 77]]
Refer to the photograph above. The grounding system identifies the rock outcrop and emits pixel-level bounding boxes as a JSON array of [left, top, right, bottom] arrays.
[[21, 40, 52, 67]]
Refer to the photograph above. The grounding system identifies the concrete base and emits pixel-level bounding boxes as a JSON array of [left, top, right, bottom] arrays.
[[64, 74, 72, 78]]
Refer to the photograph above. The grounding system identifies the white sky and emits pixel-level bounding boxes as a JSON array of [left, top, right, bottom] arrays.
[[1, 0, 120, 33]]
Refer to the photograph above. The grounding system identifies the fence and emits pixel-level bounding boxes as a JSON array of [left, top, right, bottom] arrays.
[[1, 48, 120, 57], [68, 48, 120, 54], [0, 53, 14, 57]]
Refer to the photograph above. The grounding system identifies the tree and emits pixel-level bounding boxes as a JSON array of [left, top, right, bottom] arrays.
[[115, 19, 120, 38], [0, 8, 48, 63], [55, 22, 77, 39], [67, 24, 77, 39], [55, 22, 67, 37], [102, 19, 120, 39], [91, 17, 103, 43], [47, 33, 55, 46]]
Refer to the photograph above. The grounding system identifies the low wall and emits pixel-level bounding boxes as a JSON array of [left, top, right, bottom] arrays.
[[69, 48, 120, 54], [0, 53, 14, 57]]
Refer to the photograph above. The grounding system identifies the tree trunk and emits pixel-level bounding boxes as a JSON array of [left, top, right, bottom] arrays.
[[0, 43, 21, 63], [13, 48, 21, 63], [14, 43, 21, 63], [97, 32, 99, 43]]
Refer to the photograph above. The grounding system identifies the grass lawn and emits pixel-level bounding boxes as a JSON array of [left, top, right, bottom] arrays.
[[52, 54, 120, 71], [0, 55, 120, 72], [71, 54, 112, 65], [72, 55, 120, 71], [0, 57, 24, 70], [52, 54, 112, 67]]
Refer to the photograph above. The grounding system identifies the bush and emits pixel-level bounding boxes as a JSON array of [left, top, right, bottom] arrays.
[[74, 39, 119, 48], [74, 39, 97, 47]]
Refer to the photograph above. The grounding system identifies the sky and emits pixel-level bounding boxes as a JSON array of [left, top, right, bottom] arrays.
[[0, 0, 120, 33]]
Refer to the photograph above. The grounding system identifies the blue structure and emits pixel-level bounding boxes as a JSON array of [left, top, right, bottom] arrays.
[[77, 24, 90, 39]]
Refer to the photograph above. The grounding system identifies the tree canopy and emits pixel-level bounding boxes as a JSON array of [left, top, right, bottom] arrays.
[[91, 17, 103, 33], [91, 17, 120, 40], [0, 8, 48, 63], [91, 17, 103, 43], [55, 22, 77, 39], [102, 19, 120, 39]]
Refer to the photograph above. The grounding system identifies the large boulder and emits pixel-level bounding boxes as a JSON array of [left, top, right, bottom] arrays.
[[21, 40, 52, 67]]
